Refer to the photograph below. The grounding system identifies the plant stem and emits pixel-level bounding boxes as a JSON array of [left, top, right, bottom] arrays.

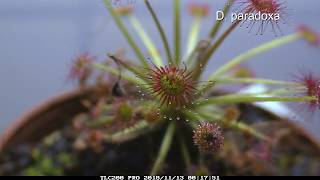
[[232, 122, 268, 141], [93, 63, 144, 85], [129, 15, 163, 66], [197, 110, 269, 141], [212, 33, 301, 78], [144, 0, 173, 64], [193, 20, 241, 79], [186, 49, 197, 66], [185, 17, 202, 59], [216, 77, 302, 86], [88, 116, 114, 128], [196, 94, 315, 107], [103, 0, 149, 67], [196, 109, 223, 121], [209, 0, 234, 39], [265, 88, 306, 95], [150, 122, 176, 175], [174, 0, 181, 65], [178, 133, 192, 169], [204, 20, 241, 64], [94, 63, 163, 103], [108, 53, 148, 82], [103, 121, 151, 143], [201, 33, 302, 93]]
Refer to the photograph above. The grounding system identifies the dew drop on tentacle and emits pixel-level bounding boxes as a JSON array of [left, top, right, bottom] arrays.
[[199, 63, 204, 71]]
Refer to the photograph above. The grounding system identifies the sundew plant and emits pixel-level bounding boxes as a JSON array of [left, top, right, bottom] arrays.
[[70, 0, 320, 175]]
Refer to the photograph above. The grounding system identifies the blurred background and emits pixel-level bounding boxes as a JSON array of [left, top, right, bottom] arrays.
[[0, 0, 319, 137]]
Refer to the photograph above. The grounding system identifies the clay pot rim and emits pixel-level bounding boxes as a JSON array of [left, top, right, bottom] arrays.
[[0, 87, 93, 152]]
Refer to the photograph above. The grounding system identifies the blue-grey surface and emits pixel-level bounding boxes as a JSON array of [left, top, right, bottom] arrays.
[[0, 0, 319, 137]]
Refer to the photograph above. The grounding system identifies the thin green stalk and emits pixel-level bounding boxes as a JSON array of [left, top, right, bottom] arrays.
[[94, 63, 163, 103], [265, 88, 306, 95], [198, 153, 205, 167], [93, 63, 144, 85], [209, 0, 234, 39], [144, 0, 173, 64], [201, 33, 302, 93], [179, 133, 192, 169], [211, 33, 301, 78], [185, 17, 202, 59], [186, 49, 197, 66], [203, 20, 241, 65], [216, 77, 302, 86], [196, 109, 223, 121], [196, 94, 315, 107], [174, 0, 181, 65], [235, 88, 307, 96], [151, 122, 176, 175], [193, 20, 241, 79], [103, 120, 151, 143], [232, 121, 269, 141], [88, 116, 114, 128], [103, 0, 149, 67], [186, 0, 234, 67], [186, 38, 211, 68], [197, 110, 269, 141], [129, 15, 163, 66], [108, 53, 148, 82]]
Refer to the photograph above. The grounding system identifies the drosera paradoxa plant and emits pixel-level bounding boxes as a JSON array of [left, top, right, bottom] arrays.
[[84, 0, 320, 175], [234, 0, 289, 35]]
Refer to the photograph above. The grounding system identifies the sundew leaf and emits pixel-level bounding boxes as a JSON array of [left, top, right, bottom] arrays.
[[103, 120, 158, 143]]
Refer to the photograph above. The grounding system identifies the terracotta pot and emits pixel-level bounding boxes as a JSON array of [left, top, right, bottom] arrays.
[[0, 87, 93, 152]]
